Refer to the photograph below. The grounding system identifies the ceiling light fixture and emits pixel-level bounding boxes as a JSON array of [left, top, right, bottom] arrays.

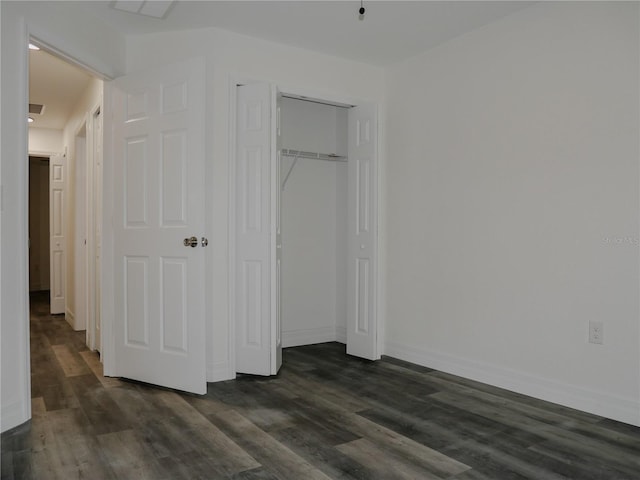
[[28, 117, 34, 123], [28, 43, 40, 51], [359, 0, 366, 19]]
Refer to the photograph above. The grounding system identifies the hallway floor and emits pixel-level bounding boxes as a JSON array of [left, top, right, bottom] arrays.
[[2, 292, 640, 479]]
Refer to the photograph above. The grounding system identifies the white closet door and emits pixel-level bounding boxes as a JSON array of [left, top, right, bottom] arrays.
[[235, 83, 281, 375], [347, 104, 379, 360]]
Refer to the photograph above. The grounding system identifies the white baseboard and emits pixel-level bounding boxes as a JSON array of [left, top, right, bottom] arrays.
[[65, 308, 78, 330], [335, 325, 347, 344], [208, 361, 235, 382], [1, 399, 30, 433], [210, 326, 343, 382], [384, 340, 640, 427], [282, 326, 337, 348]]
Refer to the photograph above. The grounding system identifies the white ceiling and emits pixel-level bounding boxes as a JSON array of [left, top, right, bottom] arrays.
[[75, 1, 536, 66], [29, 1, 536, 131]]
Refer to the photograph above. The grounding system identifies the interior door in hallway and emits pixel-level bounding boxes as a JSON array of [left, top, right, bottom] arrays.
[[50, 154, 66, 315], [110, 58, 207, 394]]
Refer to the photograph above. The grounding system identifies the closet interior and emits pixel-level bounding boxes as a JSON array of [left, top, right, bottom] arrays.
[[279, 96, 350, 348]]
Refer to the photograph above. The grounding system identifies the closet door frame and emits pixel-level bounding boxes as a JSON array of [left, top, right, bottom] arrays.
[[228, 76, 384, 375]]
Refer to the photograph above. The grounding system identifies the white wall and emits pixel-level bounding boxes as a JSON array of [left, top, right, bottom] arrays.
[[1, 1, 124, 432], [28, 127, 63, 155], [282, 157, 339, 346], [125, 27, 384, 381], [385, 2, 640, 425]]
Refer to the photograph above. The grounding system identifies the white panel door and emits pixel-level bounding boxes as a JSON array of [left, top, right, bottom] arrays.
[[111, 58, 206, 394], [235, 83, 280, 375], [347, 104, 379, 360], [50, 154, 66, 315]]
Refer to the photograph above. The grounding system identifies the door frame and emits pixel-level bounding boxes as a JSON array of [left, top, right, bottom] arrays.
[[228, 76, 384, 375], [11, 19, 113, 427], [85, 101, 103, 352], [73, 118, 88, 329]]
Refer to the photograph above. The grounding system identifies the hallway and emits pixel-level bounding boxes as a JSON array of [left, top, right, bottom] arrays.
[[2, 293, 640, 479]]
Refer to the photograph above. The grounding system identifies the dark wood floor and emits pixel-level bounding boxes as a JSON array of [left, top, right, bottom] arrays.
[[2, 293, 640, 479]]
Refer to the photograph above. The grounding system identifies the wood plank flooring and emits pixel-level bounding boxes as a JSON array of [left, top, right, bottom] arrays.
[[2, 292, 640, 479]]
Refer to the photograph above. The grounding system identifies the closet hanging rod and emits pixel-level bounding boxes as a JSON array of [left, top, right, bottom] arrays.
[[281, 148, 347, 163]]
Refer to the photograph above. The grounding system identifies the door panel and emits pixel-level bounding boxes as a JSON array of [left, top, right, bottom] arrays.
[[50, 154, 66, 314], [347, 105, 378, 360], [235, 83, 278, 376], [111, 58, 206, 394]]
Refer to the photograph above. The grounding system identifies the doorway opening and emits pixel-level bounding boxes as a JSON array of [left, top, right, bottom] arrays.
[[28, 39, 104, 353], [232, 83, 379, 377]]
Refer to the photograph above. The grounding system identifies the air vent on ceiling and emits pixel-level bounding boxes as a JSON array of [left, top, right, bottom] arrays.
[[29, 103, 45, 115], [112, 1, 175, 19]]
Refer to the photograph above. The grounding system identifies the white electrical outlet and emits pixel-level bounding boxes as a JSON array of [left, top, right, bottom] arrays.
[[589, 321, 604, 345]]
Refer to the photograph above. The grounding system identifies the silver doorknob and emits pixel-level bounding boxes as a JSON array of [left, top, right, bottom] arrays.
[[201, 237, 208, 247], [183, 236, 198, 248]]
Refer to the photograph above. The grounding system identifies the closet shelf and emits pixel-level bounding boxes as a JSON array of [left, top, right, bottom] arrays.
[[281, 148, 346, 163]]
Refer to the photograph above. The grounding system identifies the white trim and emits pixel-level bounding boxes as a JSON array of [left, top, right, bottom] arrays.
[[375, 102, 386, 360], [85, 106, 95, 350], [275, 83, 375, 111], [20, 19, 32, 428], [64, 308, 78, 330], [227, 75, 241, 378], [4, 17, 114, 435], [269, 84, 278, 374], [28, 28, 115, 80], [28, 149, 61, 157], [637, 0, 640, 435], [282, 326, 338, 348], [385, 340, 640, 427], [85, 100, 103, 353], [97, 84, 115, 375]]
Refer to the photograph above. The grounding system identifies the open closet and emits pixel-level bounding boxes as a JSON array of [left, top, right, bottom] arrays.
[[279, 97, 349, 348], [234, 83, 378, 378]]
